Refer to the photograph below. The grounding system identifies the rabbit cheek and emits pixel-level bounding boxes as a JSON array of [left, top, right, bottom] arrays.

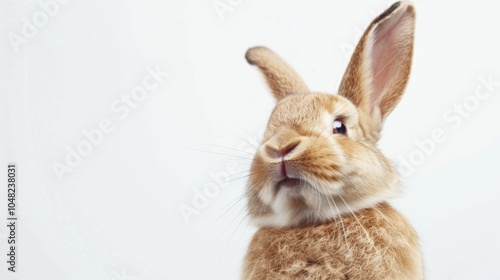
[[248, 155, 276, 203], [302, 137, 347, 194]]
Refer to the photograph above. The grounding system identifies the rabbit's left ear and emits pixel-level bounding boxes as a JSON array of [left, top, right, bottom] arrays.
[[246, 47, 310, 101], [339, 2, 415, 130]]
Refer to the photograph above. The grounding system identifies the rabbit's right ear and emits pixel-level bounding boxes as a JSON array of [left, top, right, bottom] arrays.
[[246, 47, 310, 101], [339, 2, 415, 134]]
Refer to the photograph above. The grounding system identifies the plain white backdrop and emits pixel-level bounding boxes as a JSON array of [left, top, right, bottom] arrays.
[[1, 0, 499, 279]]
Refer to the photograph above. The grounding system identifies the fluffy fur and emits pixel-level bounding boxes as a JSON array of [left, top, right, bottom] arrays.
[[242, 2, 423, 279], [244, 203, 422, 280]]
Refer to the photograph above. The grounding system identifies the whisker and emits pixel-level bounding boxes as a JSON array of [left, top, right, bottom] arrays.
[[214, 203, 248, 242], [314, 187, 322, 217], [185, 147, 254, 161], [338, 194, 383, 258], [195, 189, 251, 237], [217, 117, 263, 147], [216, 125, 260, 150], [190, 170, 253, 192], [194, 143, 255, 156], [211, 207, 249, 280], [328, 195, 350, 251], [347, 193, 405, 247]]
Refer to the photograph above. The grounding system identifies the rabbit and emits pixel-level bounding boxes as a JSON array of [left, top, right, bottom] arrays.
[[242, 2, 423, 279]]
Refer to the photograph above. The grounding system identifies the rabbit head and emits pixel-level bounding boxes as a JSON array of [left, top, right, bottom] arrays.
[[245, 2, 416, 228]]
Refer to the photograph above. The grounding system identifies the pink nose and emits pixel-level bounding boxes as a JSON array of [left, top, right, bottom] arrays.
[[266, 142, 299, 158]]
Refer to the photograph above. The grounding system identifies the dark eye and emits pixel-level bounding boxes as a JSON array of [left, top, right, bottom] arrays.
[[333, 120, 347, 135]]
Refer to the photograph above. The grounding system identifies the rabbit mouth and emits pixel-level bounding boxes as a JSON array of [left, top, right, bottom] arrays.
[[276, 177, 301, 189]]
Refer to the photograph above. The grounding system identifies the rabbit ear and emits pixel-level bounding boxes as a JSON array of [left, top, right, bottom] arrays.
[[246, 47, 310, 100], [339, 2, 415, 130]]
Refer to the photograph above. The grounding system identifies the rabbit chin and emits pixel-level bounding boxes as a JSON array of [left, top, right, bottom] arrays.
[[249, 178, 399, 228]]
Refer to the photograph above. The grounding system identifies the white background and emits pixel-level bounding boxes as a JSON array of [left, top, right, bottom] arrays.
[[1, 0, 499, 279]]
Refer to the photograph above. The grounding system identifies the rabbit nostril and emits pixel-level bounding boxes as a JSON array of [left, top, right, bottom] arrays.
[[279, 142, 298, 156], [265, 141, 300, 158]]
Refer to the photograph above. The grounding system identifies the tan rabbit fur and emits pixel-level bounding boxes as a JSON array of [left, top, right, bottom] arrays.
[[242, 1, 423, 279], [244, 203, 421, 279]]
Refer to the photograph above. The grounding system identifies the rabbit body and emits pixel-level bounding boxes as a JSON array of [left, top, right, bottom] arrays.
[[242, 2, 423, 279], [243, 203, 422, 280]]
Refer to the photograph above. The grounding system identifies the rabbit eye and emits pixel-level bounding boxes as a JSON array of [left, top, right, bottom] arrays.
[[333, 120, 347, 135]]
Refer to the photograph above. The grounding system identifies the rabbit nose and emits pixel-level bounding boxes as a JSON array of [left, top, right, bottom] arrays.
[[266, 141, 299, 158]]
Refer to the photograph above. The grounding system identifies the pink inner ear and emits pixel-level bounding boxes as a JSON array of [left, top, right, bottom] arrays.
[[370, 11, 408, 108]]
